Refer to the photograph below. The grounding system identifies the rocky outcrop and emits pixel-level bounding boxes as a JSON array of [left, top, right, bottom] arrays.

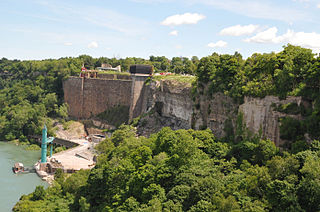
[[138, 80, 308, 146], [137, 80, 193, 136], [64, 76, 310, 146], [239, 96, 305, 146], [137, 80, 238, 138], [195, 92, 238, 138]]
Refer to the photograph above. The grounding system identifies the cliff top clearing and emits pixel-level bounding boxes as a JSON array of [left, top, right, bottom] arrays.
[[99, 70, 130, 75], [153, 74, 196, 87]]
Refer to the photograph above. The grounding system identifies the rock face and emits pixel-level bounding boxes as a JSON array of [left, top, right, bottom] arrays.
[[63, 76, 308, 146], [156, 80, 193, 126], [138, 80, 306, 146], [137, 81, 238, 138], [137, 80, 193, 136], [239, 96, 304, 146], [195, 92, 238, 138]]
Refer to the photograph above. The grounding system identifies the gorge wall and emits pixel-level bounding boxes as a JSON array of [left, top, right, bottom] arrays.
[[136, 80, 305, 146], [63, 75, 306, 146]]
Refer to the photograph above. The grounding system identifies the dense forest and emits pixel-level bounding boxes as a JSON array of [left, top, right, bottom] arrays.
[[13, 126, 320, 211], [2, 44, 320, 211]]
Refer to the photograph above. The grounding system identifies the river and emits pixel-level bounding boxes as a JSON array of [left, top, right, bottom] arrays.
[[0, 142, 47, 211]]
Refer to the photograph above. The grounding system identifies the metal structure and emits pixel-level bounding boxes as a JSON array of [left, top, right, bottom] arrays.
[[41, 125, 55, 163]]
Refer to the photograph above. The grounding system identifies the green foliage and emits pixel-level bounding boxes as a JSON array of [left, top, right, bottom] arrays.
[[62, 120, 74, 130], [274, 102, 306, 115], [16, 126, 320, 211], [280, 117, 304, 141], [152, 74, 196, 86], [24, 144, 41, 151], [97, 105, 129, 127], [31, 186, 46, 201], [9, 45, 320, 211], [193, 45, 320, 142]]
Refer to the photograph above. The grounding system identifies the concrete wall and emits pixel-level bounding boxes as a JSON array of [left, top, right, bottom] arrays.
[[129, 75, 149, 121], [63, 77, 132, 119]]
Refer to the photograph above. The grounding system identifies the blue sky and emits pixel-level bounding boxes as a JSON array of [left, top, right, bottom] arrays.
[[0, 0, 320, 60]]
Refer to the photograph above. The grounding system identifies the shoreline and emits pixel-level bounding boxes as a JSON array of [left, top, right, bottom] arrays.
[[34, 138, 96, 184]]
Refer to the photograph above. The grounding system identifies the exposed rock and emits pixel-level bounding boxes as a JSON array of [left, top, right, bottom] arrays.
[[137, 80, 193, 137], [196, 92, 238, 138], [55, 121, 86, 140], [63, 76, 310, 146], [239, 96, 305, 146]]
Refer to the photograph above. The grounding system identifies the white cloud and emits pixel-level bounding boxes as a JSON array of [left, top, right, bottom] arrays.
[[169, 30, 178, 36], [317, 3, 320, 8], [88, 41, 98, 48], [289, 31, 320, 49], [161, 13, 205, 26], [175, 44, 183, 49], [220, 24, 260, 36], [208, 40, 227, 48], [64, 42, 72, 46], [245, 27, 320, 51], [245, 27, 280, 43]]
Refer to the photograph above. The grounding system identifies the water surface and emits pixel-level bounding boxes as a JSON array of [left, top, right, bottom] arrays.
[[0, 142, 47, 211]]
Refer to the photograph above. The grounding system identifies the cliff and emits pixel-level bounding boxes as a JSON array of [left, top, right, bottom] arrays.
[[137, 80, 193, 136], [137, 80, 238, 138], [63, 75, 307, 146], [239, 96, 306, 146], [136, 79, 307, 146]]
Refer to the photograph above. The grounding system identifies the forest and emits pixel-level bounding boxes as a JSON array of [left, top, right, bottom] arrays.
[[1, 44, 320, 211], [13, 126, 320, 211]]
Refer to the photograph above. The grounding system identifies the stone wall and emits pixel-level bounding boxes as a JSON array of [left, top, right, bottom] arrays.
[[63, 77, 132, 119], [97, 73, 131, 80]]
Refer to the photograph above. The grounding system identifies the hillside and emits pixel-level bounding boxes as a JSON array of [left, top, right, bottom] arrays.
[[3, 45, 320, 211]]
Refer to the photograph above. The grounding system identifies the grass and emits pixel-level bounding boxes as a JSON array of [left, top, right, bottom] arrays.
[[99, 71, 130, 75], [25, 144, 41, 151], [273, 102, 306, 115], [63, 120, 75, 130], [152, 74, 196, 86]]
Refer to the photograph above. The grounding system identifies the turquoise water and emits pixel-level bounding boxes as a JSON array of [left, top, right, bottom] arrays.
[[0, 142, 47, 211]]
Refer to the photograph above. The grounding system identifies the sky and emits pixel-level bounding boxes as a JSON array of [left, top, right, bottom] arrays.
[[0, 0, 320, 60]]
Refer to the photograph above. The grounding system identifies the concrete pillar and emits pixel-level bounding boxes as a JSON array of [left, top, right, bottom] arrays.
[[129, 74, 149, 122]]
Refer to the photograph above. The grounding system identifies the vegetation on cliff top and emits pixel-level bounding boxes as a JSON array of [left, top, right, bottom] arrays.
[[193, 45, 320, 143], [152, 74, 196, 87]]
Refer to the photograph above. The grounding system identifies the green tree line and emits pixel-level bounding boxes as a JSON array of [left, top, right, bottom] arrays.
[[13, 126, 320, 211]]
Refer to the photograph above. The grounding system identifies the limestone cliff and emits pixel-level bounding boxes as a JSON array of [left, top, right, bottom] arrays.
[[137, 80, 193, 136], [239, 96, 305, 146], [137, 80, 238, 138], [63, 75, 308, 146], [137, 79, 307, 146]]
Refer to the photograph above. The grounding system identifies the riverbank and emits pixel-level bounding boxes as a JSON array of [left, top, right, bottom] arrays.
[[0, 142, 48, 211], [34, 138, 95, 184]]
